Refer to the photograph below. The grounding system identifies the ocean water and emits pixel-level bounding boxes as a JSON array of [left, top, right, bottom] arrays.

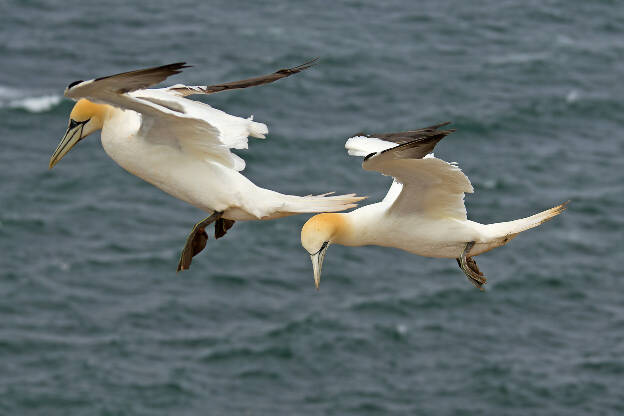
[[1, 1, 623, 414]]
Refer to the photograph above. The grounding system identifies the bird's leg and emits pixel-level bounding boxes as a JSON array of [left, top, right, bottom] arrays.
[[457, 241, 487, 290], [177, 211, 222, 272]]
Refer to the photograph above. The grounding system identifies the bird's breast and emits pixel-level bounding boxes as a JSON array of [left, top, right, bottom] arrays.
[[100, 110, 142, 166]]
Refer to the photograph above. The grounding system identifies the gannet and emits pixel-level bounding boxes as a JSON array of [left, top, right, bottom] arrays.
[[301, 123, 568, 290], [49, 60, 364, 271]]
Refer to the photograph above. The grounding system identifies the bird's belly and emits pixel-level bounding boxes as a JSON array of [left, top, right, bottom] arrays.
[[101, 135, 244, 216], [373, 218, 482, 259], [401, 241, 466, 258], [382, 234, 465, 258]]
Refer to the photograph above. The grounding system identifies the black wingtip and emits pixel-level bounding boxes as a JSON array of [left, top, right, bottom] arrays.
[[405, 122, 453, 135], [166, 62, 191, 71], [298, 57, 320, 68], [437, 128, 456, 136], [277, 58, 319, 75]]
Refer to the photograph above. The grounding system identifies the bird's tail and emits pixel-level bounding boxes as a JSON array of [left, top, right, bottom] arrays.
[[260, 192, 365, 220], [284, 192, 366, 214], [481, 201, 569, 248]]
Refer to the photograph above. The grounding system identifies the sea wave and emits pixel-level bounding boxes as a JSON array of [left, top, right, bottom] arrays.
[[566, 89, 580, 103], [0, 85, 62, 113], [9, 95, 62, 113], [486, 52, 550, 65], [0, 85, 21, 99]]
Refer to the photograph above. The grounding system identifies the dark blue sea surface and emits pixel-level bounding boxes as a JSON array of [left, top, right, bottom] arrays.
[[1, 1, 623, 414]]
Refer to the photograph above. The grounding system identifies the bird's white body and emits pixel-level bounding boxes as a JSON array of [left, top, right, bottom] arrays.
[[338, 203, 476, 257], [333, 195, 510, 258], [301, 125, 567, 288], [100, 105, 290, 221], [52, 63, 362, 224]]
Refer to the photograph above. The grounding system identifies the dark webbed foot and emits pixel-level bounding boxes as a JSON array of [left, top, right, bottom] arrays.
[[456, 241, 487, 290], [215, 218, 235, 239], [177, 212, 222, 272], [191, 229, 208, 257]]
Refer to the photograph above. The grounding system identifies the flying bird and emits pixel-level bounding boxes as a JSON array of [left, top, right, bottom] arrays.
[[49, 60, 364, 271], [301, 123, 567, 290]]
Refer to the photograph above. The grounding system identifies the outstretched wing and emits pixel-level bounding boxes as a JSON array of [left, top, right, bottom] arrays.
[[64, 63, 268, 171], [346, 124, 473, 220], [166, 58, 318, 97]]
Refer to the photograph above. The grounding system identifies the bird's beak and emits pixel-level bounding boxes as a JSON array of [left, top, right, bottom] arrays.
[[310, 242, 329, 290], [49, 119, 89, 169]]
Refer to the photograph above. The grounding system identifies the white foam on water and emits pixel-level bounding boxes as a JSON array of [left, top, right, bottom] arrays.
[[487, 52, 549, 65], [555, 34, 575, 46], [566, 89, 580, 103], [0, 85, 22, 100], [0, 84, 63, 113], [396, 323, 408, 335], [8, 95, 62, 113], [482, 179, 497, 189]]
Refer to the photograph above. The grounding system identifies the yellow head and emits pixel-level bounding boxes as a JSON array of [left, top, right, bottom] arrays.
[[301, 213, 347, 289], [49, 99, 109, 168]]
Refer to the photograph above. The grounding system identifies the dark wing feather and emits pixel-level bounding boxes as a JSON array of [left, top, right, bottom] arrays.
[[168, 58, 318, 96], [92, 62, 189, 93], [66, 62, 189, 96], [364, 121, 453, 146], [363, 128, 455, 168]]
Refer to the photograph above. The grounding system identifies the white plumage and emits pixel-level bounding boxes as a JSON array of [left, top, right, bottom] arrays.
[[345, 135, 397, 156]]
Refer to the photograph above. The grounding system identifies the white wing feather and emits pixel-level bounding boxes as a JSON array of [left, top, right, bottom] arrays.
[[345, 136, 398, 156], [365, 155, 473, 220], [67, 78, 267, 171]]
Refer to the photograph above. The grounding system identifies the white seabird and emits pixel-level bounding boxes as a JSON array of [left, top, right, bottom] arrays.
[[49, 61, 364, 271], [301, 123, 568, 290]]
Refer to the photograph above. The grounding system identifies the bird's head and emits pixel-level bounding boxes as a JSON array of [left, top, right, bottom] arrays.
[[301, 213, 348, 290], [49, 99, 108, 168]]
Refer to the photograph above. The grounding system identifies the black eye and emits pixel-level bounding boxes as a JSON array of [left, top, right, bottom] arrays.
[[67, 80, 83, 89], [68, 119, 79, 129]]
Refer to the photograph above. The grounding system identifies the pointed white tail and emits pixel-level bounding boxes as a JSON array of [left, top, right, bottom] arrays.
[[484, 201, 569, 243], [281, 193, 367, 214]]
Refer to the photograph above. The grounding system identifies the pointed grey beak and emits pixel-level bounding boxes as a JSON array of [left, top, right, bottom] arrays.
[[310, 241, 329, 290], [49, 118, 89, 169]]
